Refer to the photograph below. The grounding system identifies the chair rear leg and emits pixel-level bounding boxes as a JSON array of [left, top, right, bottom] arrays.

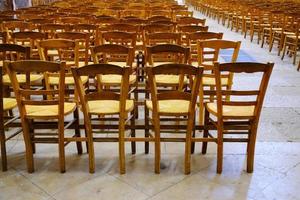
[[130, 110, 136, 155], [0, 127, 7, 171], [202, 108, 210, 154], [247, 122, 258, 173], [73, 108, 83, 155]]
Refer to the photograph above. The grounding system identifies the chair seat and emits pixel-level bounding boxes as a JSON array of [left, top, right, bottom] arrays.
[[49, 76, 89, 85], [88, 100, 134, 115], [25, 102, 76, 118], [100, 74, 136, 85], [3, 98, 17, 111], [206, 102, 255, 117], [155, 75, 188, 85], [146, 99, 190, 114], [202, 76, 229, 86], [2, 74, 43, 85]]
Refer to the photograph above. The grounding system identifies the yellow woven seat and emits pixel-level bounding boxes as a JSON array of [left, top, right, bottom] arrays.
[[3, 98, 17, 111], [202, 76, 229, 86], [2, 74, 43, 85], [155, 75, 188, 85], [25, 102, 76, 118], [87, 100, 134, 115], [100, 74, 136, 85], [206, 102, 255, 117], [146, 99, 190, 114], [49, 76, 88, 85]]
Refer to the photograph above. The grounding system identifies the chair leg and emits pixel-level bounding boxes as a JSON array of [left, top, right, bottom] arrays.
[[247, 123, 258, 173], [85, 122, 95, 173], [58, 119, 66, 173], [29, 119, 35, 154], [198, 88, 204, 126], [185, 116, 194, 175], [74, 108, 83, 155], [281, 38, 287, 60], [119, 117, 126, 174], [130, 110, 136, 155], [202, 108, 210, 154], [144, 90, 150, 154], [0, 125, 7, 171], [216, 121, 223, 174], [22, 118, 34, 173], [269, 34, 275, 52], [153, 114, 160, 174], [191, 118, 196, 154], [293, 48, 297, 65]]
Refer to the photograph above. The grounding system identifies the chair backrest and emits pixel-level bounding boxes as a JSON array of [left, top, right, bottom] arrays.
[[40, 23, 70, 38], [146, 44, 190, 65], [146, 63, 203, 115], [72, 63, 130, 117], [177, 17, 206, 26], [0, 44, 31, 69], [55, 32, 90, 65], [178, 25, 209, 33], [91, 44, 134, 67], [100, 31, 137, 49], [107, 23, 139, 33], [214, 62, 273, 121], [197, 39, 241, 70], [6, 60, 66, 119], [38, 39, 79, 68]]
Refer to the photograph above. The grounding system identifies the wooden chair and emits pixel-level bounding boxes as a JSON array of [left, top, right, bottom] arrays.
[[55, 32, 90, 66], [281, 17, 300, 65], [6, 60, 83, 173], [72, 24, 99, 45], [40, 23, 70, 39], [145, 44, 190, 153], [202, 62, 273, 173], [11, 31, 46, 59], [197, 40, 241, 125], [186, 32, 223, 66], [72, 63, 134, 174], [146, 63, 203, 174]]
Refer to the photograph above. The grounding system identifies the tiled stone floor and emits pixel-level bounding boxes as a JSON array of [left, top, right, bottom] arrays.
[[1, 2, 300, 200]]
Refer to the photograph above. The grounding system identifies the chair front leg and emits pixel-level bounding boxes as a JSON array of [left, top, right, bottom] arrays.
[[0, 123, 7, 171], [153, 113, 161, 174], [202, 108, 210, 154], [22, 118, 34, 173], [216, 120, 224, 174], [119, 116, 126, 174], [58, 118, 66, 173]]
